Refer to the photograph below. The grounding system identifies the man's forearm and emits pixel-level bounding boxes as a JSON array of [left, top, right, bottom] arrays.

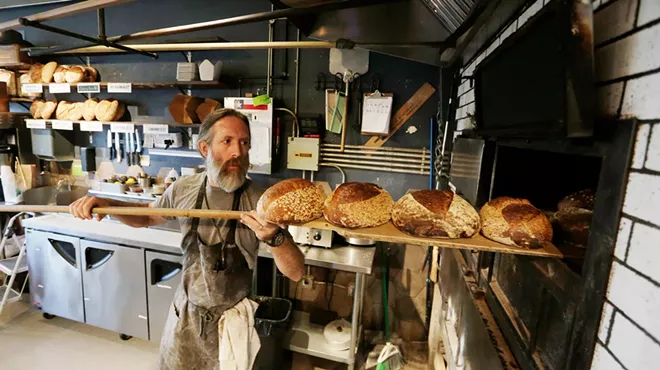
[[270, 237, 305, 282], [101, 198, 164, 228]]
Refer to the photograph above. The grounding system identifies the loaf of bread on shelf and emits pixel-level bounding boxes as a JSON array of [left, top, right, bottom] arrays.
[[480, 197, 552, 248], [551, 189, 595, 247], [41, 62, 58, 83], [53, 65, 68, 83], [256, 178, 326, 224], [392, 190, 480, 238], [323, 182, 393, 228], [65, 66, 86, 83], [84, 66, 98, 82], [29, 63, 43, 83], [82, 98, 99, 121], [18, 74, 41, 98], [41, 100, 57, 120], [56, 101, 74, 120], [30, 99, 43, 119], [67, 102, 84, 121], [0, 69, 17, 96], [113, 102, 125, 121], [95, 99, 119, 121]]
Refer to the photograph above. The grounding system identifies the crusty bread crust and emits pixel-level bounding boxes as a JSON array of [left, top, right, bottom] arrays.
[[480, 197, 552, 248], [256, 178, 326, 224], [323, 182, 393, 228], [392, 190, 480, 238]]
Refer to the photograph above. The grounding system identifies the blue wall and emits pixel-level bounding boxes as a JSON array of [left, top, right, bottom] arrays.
[[3, 0, 439, 200]]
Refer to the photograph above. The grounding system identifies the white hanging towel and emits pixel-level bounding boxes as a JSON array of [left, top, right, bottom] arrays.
[[218, 298, 261, 370]]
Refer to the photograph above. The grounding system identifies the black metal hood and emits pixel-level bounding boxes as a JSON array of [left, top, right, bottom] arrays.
[[272, 0, 481, 65]]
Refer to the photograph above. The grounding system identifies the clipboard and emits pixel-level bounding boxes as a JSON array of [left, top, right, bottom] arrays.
[[360, 91, 394, 136]]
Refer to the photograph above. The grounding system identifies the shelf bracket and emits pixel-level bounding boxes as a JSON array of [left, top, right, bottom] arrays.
[[19, 17, 158, 59]]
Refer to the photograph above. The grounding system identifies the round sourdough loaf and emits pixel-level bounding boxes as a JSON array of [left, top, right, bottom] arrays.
[[82, 98, 99, 121], [557, 189, 595, 211], [30, 99, 43, 118], [29, 63, 43, 83], [95, 99, 119, 121], [392, 190, 480, 238], [323, 182, 393, 228], [256, 178, 326, 224], [53, 65, 68, 83], [65, 66, 85, 83], [41, 62, 58, 83], [551, 189, 595, 247], [480, 197, 552, 248], [41, 100, 57, 120]]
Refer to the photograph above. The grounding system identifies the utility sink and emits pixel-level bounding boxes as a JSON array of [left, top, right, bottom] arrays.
[[21, 186, 89, 206]]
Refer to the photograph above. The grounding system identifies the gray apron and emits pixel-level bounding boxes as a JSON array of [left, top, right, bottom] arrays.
[[158, 176, 253, 370]]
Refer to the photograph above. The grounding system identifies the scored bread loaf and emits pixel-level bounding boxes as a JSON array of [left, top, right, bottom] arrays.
[[67, 102, 84, 121], [53, 65, 68, 83], [41, 100, 57, 120], [551, 189, 595, 247], [30, 99, 43, 119], [82, 98, 99, 121], [0, 69, 17, 96], [65, 66, 86, 83], [113, 102, 125, 121], [41, 62, 58, 83], [392, 190, 480, 238], [95, 99, 119, 121], [29, 63, 43, 83], [323, 182, 393, 228], [56, 101, 74, 120], [480, 197, 552, 248], [256, 178, 326, 224], [84, 66, 98, 82]]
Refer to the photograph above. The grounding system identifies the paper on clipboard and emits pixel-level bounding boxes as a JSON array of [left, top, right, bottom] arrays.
[[361, 91, 393, 136]]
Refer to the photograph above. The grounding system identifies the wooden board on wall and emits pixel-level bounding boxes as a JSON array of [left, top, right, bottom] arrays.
[[364, 82, 436, 148]]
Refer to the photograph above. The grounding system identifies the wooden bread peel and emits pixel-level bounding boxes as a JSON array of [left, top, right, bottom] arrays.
[[0, 204, 569, 258]]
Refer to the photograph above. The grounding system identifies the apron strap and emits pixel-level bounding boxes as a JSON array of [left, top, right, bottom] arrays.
[[190, 175, 208, 233], [225, 184, 244, 245]]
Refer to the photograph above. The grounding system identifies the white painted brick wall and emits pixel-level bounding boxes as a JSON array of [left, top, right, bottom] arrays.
[[596, 23, 660, 81], [626, 223, 660, 284], [596, 82, 623, 117], [607, 312, 660, 370], [591, 344, 625, 370], [598, 301, 615, 343], [637, 0, 660, 27], [607, 261, 660, 342], [613, 217, 632, 261], [459, 89, 474, 107], [646, 124, 660, 172], [594, 0, 638, 44], [621, 72, 660, 120], [623, 172, 660, 227], [631, 123, 650, 169]]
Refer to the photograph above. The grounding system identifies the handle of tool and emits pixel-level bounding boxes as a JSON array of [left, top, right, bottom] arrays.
[[430, 246, 439, 283], [340, 83, 349, 152], [0, 205, 247, 219]]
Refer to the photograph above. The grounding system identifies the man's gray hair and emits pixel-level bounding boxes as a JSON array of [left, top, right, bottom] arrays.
[[197, 108, 251, 154]]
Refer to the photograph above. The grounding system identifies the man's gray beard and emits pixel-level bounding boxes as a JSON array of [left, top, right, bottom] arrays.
[[206, 156, 247, 193]]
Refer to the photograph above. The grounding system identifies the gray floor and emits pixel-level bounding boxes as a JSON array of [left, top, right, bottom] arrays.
[[0, 300, 159, 370]]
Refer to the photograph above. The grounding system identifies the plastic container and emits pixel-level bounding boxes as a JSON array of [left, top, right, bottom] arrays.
[[253, 296, 293, 370]]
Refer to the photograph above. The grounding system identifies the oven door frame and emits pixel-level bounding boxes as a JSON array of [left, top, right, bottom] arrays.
[[464, 119, 637, 370]]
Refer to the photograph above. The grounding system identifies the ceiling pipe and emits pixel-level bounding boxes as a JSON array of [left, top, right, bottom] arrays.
[[105, 0, 403, 44]]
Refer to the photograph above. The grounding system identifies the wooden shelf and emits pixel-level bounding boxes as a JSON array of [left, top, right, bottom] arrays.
[[9, 96, 38, 102], [302, 219, 568, 258], [34, 81, 230, 89], [24, 118, 202, 128]]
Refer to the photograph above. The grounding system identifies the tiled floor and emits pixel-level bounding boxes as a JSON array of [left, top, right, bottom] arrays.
[[0, 301, 159, 370]]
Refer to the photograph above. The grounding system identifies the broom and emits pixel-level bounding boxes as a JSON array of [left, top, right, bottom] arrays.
[[376, 245, 404, 370]]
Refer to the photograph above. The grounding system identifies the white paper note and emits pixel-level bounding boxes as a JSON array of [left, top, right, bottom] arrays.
[[48, 83, 71, 94], [51, 120, 73, 130], [80, 121, 103, 132], [361, 94, 394, 136], [249, 126, 271, 165]]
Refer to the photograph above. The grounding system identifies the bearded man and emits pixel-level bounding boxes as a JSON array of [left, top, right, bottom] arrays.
[[70, 108, 305, 370]]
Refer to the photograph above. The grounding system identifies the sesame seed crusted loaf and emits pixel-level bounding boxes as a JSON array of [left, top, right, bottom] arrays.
[[392, 190, 480, 238], [480, 197, 552, 248], [323, 182, 393, 228], [256, 178, 326, 224], [557, 189, 595, 211]]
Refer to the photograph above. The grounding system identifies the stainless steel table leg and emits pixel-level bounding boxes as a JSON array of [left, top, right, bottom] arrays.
[[349, 272, 365, 370]]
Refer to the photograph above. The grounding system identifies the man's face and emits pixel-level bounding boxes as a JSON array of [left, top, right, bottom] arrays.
[[199, 116, 250, 192]]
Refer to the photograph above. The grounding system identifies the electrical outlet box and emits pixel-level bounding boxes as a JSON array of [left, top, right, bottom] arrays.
[[287, 137, 320, 171]]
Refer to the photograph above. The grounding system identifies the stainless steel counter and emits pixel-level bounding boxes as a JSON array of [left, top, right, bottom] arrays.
[[258, 243, 376, 274], [22, 214, 182, 255]]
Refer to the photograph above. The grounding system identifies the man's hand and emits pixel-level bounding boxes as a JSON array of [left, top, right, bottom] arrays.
[[240, 210, 284, 242], [69, 196, 110, 221]]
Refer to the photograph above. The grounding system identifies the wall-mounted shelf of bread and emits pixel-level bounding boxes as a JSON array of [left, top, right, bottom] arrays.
[[26, 80, 230, 94], [24, 118, 201, 131]]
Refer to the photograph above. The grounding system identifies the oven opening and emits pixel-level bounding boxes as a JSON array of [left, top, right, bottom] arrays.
[[491, 145, 602, 273]]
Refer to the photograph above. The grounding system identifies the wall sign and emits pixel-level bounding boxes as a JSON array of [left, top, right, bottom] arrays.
[[77, 83, 101, 94]]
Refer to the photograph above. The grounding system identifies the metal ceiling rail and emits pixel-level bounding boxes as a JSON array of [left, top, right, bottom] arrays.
[[0, 0, 136, 32]]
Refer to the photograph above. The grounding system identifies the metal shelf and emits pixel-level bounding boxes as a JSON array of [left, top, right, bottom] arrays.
[[147, 148, 200, 158], [32, 81, 230, 89], [283, 311, 355, 364], [0, 255, 28, 275], [0, 286, 21, 302], [24, 118, 202, 129]]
